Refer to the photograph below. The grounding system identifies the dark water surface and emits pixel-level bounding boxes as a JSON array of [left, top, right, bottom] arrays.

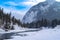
[[0, 30, 39, 40]]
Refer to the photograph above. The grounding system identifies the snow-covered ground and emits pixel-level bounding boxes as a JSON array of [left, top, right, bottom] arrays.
[[1, 25, 60, 40], [0, 25, 60, 40], [5, 29, 60, 40]]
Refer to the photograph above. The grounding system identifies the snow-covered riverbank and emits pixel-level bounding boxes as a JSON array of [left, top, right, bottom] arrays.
[[0, 25, 60, 40], [6, 28, 60, 40]]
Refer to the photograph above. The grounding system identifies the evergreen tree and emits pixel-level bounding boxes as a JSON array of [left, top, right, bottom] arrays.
[[0, 8, 22, 30], [51, 19, 58, 28], [43, 19, 48, 27]]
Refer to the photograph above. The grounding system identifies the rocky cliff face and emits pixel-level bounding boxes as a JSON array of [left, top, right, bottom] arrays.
[[23, 0, 60, 23]]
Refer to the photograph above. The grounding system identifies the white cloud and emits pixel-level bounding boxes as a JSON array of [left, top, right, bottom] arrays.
[[3, 0, 60, 8], [20, 0, 45, 6], [4, 0, 45, 6], [0, 5, 26, 20], [0, 0, 46, 20], [20, 2, 36, 6], [1, 0, 60, 20], [4, 1, 35, 6], [0, 5, 26, 16], [56, 0, 60, 2]]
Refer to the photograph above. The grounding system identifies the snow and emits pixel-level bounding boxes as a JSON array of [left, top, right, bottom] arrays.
[[46, 0, 55, 4], [4, 25, 60, 40], [23, 11, 38, 23], [0, 25, 59, 40], [6, 29, 60, 40], [22, 0, 57, 23], [0, 28, 5, 34], [55, 25, 60, 29], [13, 25, 22, 30]]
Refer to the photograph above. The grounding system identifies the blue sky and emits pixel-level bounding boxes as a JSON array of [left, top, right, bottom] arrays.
[[0, 0, 60, 19], [0, 0, 45, 16]]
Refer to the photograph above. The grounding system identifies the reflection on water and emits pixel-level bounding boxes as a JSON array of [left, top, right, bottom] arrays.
[[14, 33, 28, 36], [0, 30, 39, 40], [0, 33, 14, 40], [0, 33, 28, 40]]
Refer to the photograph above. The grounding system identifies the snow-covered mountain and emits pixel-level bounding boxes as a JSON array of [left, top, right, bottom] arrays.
[[23, 0, 60, 23]]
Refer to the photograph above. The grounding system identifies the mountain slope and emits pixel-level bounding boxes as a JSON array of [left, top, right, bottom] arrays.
[[23, 0, 60, 23]]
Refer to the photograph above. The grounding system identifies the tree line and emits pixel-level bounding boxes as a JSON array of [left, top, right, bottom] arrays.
[[0, 8, 21, 30], [22, 18, 60, 28], [0, 7, 60, 30]]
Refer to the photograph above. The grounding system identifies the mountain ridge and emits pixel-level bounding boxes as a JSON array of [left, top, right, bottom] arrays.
[[23, 0, 60, 23]]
